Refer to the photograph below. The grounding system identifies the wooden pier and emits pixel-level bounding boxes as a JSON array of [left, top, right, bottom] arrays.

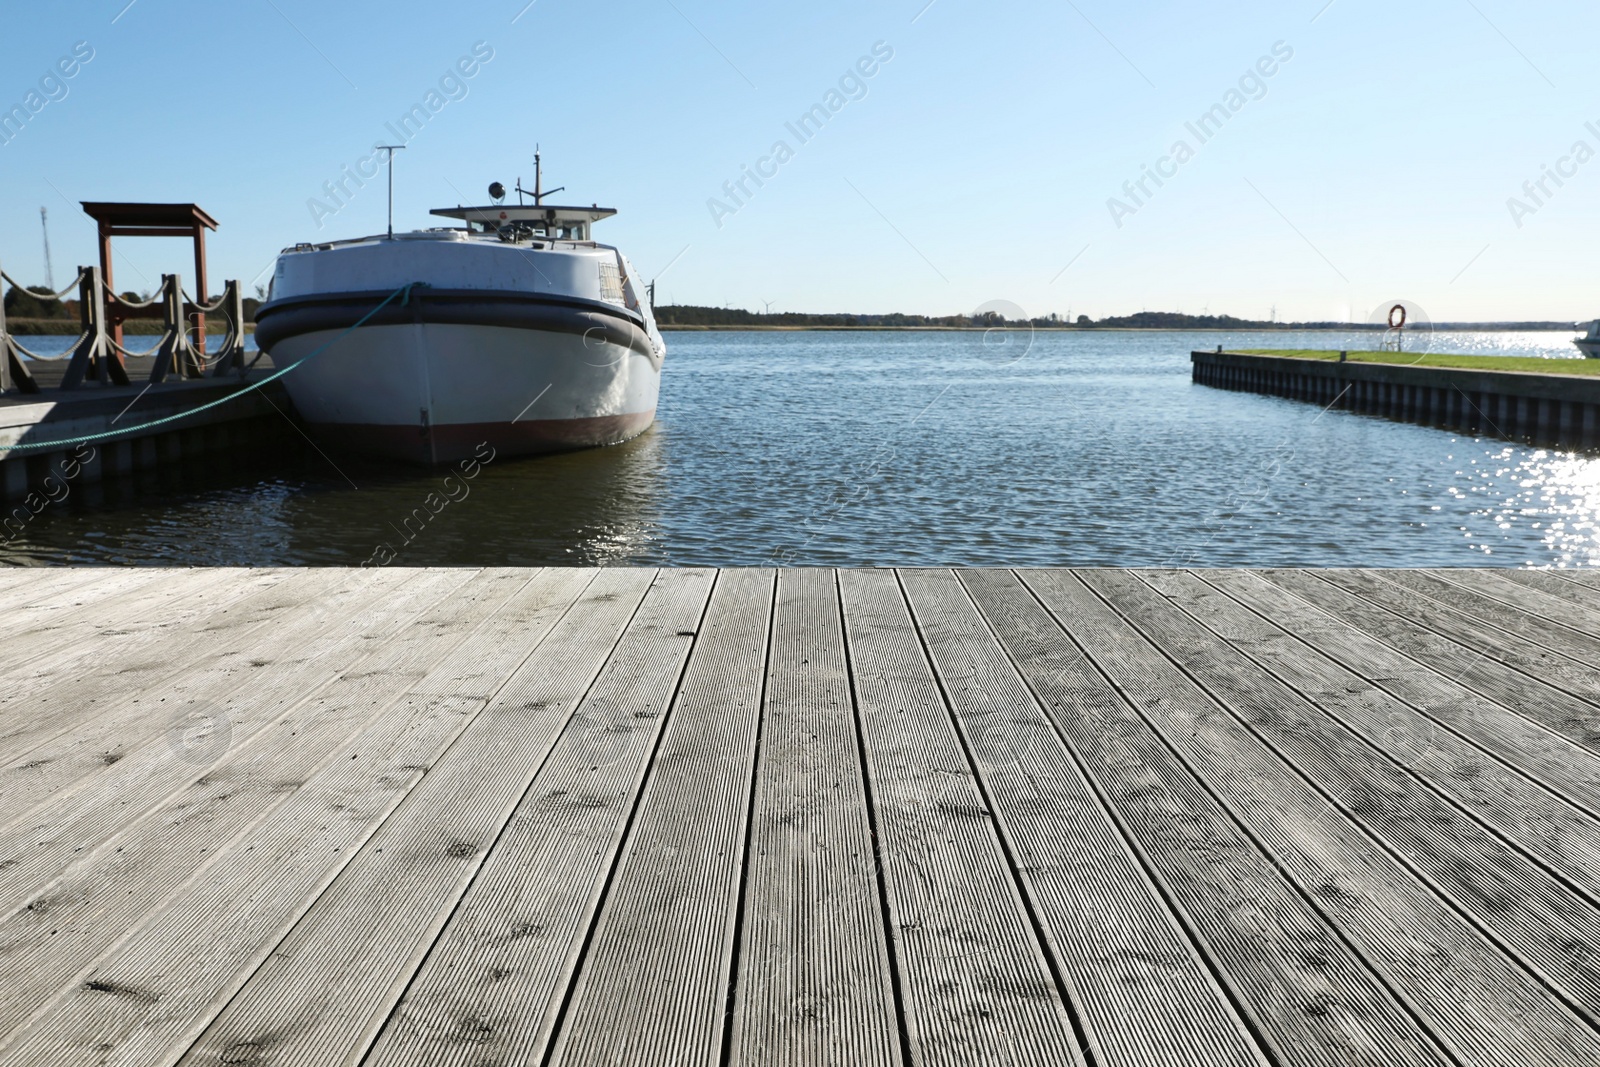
[[1, 566, 1600, 1066], [1193, 349, 1600, 447], [0, 356, 295, 505], [3, 205, 268, 505]]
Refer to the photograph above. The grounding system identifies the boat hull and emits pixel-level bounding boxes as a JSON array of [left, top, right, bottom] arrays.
[[265, 321, 660, 465]]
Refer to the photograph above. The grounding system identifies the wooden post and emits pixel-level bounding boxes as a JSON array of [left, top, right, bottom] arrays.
[[210, 280, 245, 376], [0, 263, 39, 396], [0, 261, 10, 394], [192, 223, 209, 353], [97, 220, 122, 352], [97, 264, 125, 385], [150, 274, 183, 384], [61, 266, 120, 389]]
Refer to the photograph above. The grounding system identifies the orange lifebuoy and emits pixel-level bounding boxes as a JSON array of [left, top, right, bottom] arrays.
[[1388, 304, 1407, 329]]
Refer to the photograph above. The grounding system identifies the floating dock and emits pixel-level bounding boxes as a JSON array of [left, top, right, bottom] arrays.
[[1193, 349, 1600, 447], [0, 356, 295, 505], [1, 566, 1599, 1065]]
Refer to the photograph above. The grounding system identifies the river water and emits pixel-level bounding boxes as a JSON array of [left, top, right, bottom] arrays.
[[4, 328, 1598, 568]]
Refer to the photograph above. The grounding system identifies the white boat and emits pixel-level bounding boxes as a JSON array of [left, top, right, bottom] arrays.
[[255, 170, 664, 465], [1576, 320, 1600, 359]]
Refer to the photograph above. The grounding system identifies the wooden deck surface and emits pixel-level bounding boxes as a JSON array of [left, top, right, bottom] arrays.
[[1, 567, 1599, 1066]]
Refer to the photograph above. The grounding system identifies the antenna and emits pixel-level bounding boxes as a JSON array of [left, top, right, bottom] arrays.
[[40, 207, 54, 290], [377, 145, 406, 238], [520, 146, 565, 206]]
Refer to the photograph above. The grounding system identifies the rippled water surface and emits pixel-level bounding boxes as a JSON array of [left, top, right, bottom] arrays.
[[6, 329, 1599, 567]]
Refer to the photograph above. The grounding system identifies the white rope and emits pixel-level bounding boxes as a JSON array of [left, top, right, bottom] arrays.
[[5, 332, 88, 361], [0, 267, 87, 302], [179, 288, 230, 315], [107, 290, 163, 310], [110, 335, 165, 359]]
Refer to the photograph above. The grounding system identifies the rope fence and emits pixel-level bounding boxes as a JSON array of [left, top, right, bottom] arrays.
[[3, 263, 254, 393], [0, 282, 419, 454], [0, 268, 88, 303]]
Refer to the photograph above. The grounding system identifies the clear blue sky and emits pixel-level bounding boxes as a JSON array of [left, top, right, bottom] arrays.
[[0, 0, 1594, 322]]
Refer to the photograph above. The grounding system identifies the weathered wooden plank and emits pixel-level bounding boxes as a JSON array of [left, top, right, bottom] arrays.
[[0, 568, 533, 1057], [0, 568, 155, 627], [1555, 570, 1600, 590], [1438, 570, 1600, 639], [1143, 569, 1600, 904], [171, 568, 644, 1067], [0, 567, 428, 847], [0, 569, 256, 699], [358, 569, 714, 1067], [905, 569, 1267, 1067], [1020, 568, 1600, 1067], [545, 569, 774, 1067], [0, 568, 48, 602], [726, 568, 901, 1067], [1197, 570, 1600, 810], [0, 568, 272, 665], [0, 568, 558, 1065], [0, 568, 364, 768], [1085, 569, 1600, 1028], [2, 564, 1599, 1067], [0, 569, 515, 921], [1495, 568, 1600, 611], [1323, 569, 1600, 701], [1379, 569, 1600, 658], [0, 568, 135, 628], [835, 568, 1081, 1067], [958, 568, 1447, 1067], [1264, 570, 1600, 754]]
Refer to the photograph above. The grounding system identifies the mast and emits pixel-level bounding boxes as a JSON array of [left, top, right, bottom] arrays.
[[40, 207, 54, 291], [377, 144, 406, 239]]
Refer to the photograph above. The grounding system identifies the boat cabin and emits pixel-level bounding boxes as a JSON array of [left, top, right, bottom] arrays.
[[430, 204, 617, 242]]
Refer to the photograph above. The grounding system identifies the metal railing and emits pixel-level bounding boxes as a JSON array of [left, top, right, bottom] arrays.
[[1, 263, 247, 395]]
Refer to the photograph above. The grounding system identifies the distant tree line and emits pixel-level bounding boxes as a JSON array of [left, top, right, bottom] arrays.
[[3, 284, 74, 319], [652, 306, 1338, 329], [653, 305, 976, 328], [653, 305, 1573, 331]]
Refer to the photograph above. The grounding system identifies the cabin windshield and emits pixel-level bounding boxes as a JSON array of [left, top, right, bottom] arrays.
[[465, 219, 589, 240]]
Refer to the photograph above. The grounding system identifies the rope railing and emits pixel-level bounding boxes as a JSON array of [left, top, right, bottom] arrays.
[[0, 266, 89, 303], [179, 288, 230, 315], [2, 261, 252, 393], [0, 282, 419, 454], [109, 335, 165, 360], [106, 290, 164, 311], [7, 332, 90, 362]]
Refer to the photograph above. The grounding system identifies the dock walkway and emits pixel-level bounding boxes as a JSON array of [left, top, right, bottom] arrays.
[[0, 356, 292, 504], [1192, 348, 1600, 447], [1, 567, 1599, 1066]]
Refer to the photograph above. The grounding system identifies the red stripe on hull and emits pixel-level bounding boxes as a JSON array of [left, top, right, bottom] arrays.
[[306, 410, 656, 465]]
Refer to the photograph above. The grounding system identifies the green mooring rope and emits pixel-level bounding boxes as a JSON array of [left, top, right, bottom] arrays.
[[1, 282, 420, 456]]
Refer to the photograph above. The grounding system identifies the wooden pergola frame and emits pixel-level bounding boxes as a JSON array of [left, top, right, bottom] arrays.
[[80, 201, 219, 357]]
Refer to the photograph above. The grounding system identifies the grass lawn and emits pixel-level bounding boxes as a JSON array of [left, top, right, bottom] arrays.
[[1236, 349, 1600, 376]]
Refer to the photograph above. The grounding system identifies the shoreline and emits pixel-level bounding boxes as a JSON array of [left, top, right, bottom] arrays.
[[5, 321, 1576, 337], [657, 324, 1579, 333]]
